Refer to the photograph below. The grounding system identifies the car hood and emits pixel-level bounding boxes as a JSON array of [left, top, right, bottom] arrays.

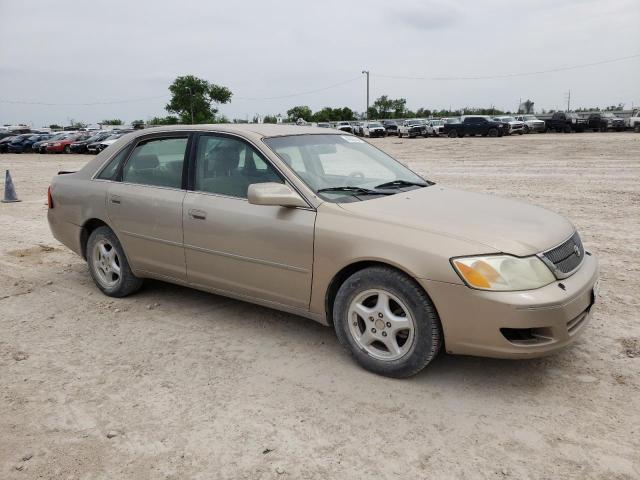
[[337, 185, 574, 256]]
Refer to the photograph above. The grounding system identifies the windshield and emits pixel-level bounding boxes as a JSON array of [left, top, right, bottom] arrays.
[[430, 120, 444, 125], [523, 115, 536, 120], [601, 113, 615, 118], [368, 122, 383, 127], [501, 117, 516, 122], [406, 120, 421, 125], [263, 134, 428, 202]]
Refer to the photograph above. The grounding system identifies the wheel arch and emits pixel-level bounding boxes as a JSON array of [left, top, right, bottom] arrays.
[[80, 218, 111, 259], [324, 260, 436, 328]]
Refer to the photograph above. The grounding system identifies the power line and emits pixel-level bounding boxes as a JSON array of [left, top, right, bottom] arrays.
[[372, 53, 640, 81], [0, 94, 169, 106], [0, 53, 637, 107], [233, 75, 363, 101]]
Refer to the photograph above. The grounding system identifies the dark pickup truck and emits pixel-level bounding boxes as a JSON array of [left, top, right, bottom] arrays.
[[545, 112, 588, 133], [587, 112, 625, 132], [443, 116, 505, 138]]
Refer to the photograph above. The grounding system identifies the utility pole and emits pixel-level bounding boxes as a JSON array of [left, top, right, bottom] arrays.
[[565, 90, 571, 112], [362, 70, 370, 119], [188, 87, 195, 124]]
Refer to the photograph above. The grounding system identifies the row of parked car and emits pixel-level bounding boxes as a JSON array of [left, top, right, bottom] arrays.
[[314, 109, 640, 138], [0, 129, 133, 154]]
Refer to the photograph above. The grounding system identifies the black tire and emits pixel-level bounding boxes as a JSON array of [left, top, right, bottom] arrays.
[[86, 226, 143, 297], [64, 145, 70, 153], [523, 125, 530, 134], [333, 267, 442, 378], [487, 128, 498, 137], [448, 130, 458, 138], [564, 124, 572, 133]]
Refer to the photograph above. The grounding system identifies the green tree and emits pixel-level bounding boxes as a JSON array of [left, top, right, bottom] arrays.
[[166, 75, 232, 124], [287, 105, 313, 122], [148, 115, 180, 125], [49, 124, 62, 130], [263, 115, 278, 124], [101, 119, 124, 125], [415, 108, 432, 118], [131, 119, 145, 129]]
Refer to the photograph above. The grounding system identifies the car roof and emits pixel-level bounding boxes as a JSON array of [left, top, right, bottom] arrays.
[[127, 123, 345, 140]]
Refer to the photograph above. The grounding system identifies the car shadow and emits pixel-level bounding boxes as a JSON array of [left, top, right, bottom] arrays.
[[138, 280, 568, 392]]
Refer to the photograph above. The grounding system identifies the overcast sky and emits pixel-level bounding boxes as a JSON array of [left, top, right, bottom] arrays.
[[1, 0, 639, 127]]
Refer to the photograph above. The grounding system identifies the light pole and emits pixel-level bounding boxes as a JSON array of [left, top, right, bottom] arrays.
[[362, 70, 370, 119], [188, 87, 195, 124]]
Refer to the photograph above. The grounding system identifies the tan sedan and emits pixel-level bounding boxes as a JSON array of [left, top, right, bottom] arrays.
[[47, 125, 599, 377]]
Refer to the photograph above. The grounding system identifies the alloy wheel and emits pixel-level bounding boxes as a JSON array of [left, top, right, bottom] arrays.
[[92, 239, 121, 288], [347, 289, 415, 361]]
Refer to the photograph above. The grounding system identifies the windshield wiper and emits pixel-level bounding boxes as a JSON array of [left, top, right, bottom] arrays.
[[316, 186, 393, 196], [374, 179, 430, 189]]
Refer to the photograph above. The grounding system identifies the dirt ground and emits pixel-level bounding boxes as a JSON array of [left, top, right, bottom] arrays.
[[1, 132, 639, 480]]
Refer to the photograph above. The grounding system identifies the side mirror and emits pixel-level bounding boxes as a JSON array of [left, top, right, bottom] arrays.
[[248, 182, 308, 208]]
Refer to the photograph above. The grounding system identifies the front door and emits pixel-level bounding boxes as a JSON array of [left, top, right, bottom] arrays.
[[182, 133, 315, 309], [106, 135, 189, 281]]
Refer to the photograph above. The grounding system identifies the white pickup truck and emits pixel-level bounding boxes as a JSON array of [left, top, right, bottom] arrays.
[[626, 109, 640, 132]]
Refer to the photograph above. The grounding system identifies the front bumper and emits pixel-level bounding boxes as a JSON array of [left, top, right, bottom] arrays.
[[419, 253, 599, 359]]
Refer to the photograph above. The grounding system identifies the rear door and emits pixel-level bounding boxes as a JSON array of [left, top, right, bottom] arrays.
[[105, 134, 189, 282], [182, 133, 315, 309]]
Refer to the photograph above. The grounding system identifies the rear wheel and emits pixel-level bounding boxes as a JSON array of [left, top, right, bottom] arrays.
[[564, 124, 572, 133], [64, 145, 70, 153], [333, 267, 442, 378], [523, 125, 530, 134], [448, 130, 458, 138], [487, 128, 498, 137], [87, 226, 143, 297]]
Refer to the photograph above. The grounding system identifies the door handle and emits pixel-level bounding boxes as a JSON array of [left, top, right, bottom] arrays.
[[109, 195, 122, 205], [188, 208, 207, 220]]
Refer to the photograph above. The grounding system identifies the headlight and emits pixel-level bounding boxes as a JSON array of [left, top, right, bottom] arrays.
[[451, 255, 555, 291]]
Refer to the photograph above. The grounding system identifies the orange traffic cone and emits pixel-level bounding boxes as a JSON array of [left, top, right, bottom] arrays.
[[2, 170, 21, 203]]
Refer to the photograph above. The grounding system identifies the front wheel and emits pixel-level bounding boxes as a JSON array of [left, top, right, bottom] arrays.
[[64, 145, 70, 153], [87, 226, 143, 297], [333, 267, 442, 378], [448, 130, 458, 138], [523, 125, 530, 134], [487, 128, 499, 137]]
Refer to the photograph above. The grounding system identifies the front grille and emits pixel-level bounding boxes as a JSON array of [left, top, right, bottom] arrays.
[[542, 232, 584, 276]]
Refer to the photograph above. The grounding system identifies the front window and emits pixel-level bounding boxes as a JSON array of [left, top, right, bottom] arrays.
[[368, 122, 383, 128], [194, 135, 282, 198], [501, 117, 516, 122], [430, 120, 444, 126], [264, 134, 429, 203]]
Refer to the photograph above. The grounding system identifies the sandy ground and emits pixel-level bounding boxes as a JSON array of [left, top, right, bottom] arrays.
[[1, 132, 639, 479]]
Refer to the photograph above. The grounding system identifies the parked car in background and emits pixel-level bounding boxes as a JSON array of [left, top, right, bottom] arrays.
[[7, 133, 52, 153], [545, 112, 588, 133], [0, 132, 17, 141], [2, 133, 34, 153], [70, 131, 113, 153], [47, 124, 599, 378], [316, 122, 332, 129], [625, 109, 640, 132], [444, 116, 505, 137], [46, 132, 90, 153], [426, 119, 445, 137], [335, 121, 352, 133], [514, 115, 546, 133], [92, 132, 129, 153], [493, 116, 524, 135], [362, 121, 386, 138], [0, 135, 18, 153], [398, 119, 427, 138], [352, 122, 365, 136], [381, 120, 398, 136], [588, 112, 625, 132], [33, 132, 70, 153]]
